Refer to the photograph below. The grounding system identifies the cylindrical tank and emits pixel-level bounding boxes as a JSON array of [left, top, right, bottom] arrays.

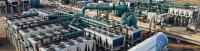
[[128, 32, 168, 51]]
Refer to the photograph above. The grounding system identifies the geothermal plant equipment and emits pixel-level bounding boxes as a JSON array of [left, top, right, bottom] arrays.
[[3, 8, 144, 51], [7, 0, 31, 13], [128, 32, 168, 51], [3, 9, 87, 51], [3, 0, 172, 50]]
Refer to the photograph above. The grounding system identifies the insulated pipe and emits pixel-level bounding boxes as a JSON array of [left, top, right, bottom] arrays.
[[120, 12, 130, 25], [128, 32, 168, 51], [80, 0, 137, 27], [81, 6, 137, 27], [81, 0, 127, 16], [81, 5, 124, 16], [120, 12, 137, 28], [129, 15, 137, 28]]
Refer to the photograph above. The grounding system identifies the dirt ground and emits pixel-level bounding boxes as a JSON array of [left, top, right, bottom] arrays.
[[0, 16, 6, 38], [168, 38, 200, 51], [167, 0, 200, 5], [0, 16, 15, 51]]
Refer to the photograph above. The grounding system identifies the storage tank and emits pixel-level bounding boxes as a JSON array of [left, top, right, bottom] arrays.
[[128, 32, 168, 51]]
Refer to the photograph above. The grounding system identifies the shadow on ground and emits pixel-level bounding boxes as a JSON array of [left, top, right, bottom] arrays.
[[0, 38, 15, 51]]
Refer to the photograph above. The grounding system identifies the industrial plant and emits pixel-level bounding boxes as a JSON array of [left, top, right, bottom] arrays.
[[0, 0, 200, 51]]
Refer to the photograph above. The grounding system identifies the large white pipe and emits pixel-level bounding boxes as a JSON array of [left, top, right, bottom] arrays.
[[128, 32, 168, 51]]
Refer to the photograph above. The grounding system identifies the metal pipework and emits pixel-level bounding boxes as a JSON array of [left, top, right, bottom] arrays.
[[81, 6, 137, 27], [120, 12, 137, 28], [80, 17, 113, 27], [81, 0, 128, 17], [80, 0, 137, 28], [81, 5, 124, 16], [128, 32, 168, 51]]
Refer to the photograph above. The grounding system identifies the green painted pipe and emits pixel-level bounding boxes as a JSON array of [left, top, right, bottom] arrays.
[[120, 12, 137, 28], [81, 17, 113, 27], [68, 25, 82, 31], [129, 15, 137, 28], [81, 5, 125, 16], [120, 12, 130, 25], [80, 0, 137, 28], [80, 0, 128, 16]]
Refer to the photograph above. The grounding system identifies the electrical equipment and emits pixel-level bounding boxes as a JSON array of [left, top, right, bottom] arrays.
[[111, 24, 142, 44], [84, 27, 125, 51], [30, 36, 96, 51]]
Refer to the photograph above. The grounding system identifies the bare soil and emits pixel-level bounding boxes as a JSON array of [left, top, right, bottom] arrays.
[[167, 0, 200, 5], [0, 16, 15, 51]]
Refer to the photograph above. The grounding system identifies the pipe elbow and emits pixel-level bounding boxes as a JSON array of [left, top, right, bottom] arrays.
[[81, 6, 87, 16]]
